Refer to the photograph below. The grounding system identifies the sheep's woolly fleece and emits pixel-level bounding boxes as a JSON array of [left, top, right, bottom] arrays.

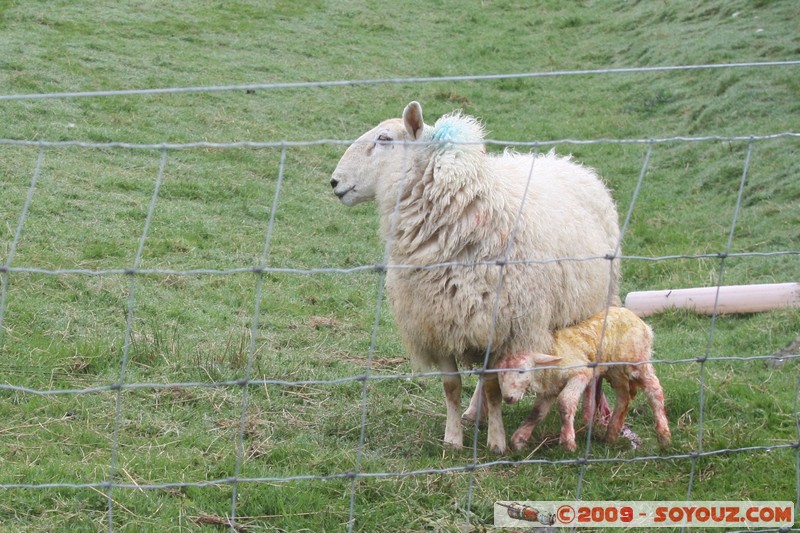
[[387, 111, 618, 368]]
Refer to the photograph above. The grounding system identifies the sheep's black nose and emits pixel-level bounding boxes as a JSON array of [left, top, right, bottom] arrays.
[[330, 177, 338, 189]]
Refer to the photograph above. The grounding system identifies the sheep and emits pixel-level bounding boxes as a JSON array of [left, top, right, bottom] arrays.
[[329, 101, 620, 453], [497, 307, 671, 452]]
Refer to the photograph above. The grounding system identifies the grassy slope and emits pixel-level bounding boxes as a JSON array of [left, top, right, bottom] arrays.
[[1, 0, 798, 531]]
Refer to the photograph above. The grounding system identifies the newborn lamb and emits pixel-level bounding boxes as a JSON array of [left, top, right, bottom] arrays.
[[497, 307, 671, 452]]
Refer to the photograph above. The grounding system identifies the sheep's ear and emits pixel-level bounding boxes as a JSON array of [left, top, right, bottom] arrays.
[[403, 101, 424, 140], [531, 353, 561, 367]]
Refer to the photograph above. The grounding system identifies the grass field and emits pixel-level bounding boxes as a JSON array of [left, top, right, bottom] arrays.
[[1, 0, 799, 531]]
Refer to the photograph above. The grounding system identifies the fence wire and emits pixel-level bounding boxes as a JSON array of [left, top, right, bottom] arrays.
[[1, 60, 799, 102]]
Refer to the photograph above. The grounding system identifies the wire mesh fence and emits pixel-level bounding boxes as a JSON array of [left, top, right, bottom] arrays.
[[1, 63, 799, 532]]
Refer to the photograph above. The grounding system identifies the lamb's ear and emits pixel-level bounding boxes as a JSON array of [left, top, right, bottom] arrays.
[[531, 353, 562, 367], [403, 101, 424, 140]]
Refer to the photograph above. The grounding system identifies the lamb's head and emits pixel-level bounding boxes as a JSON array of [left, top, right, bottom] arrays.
[[497, 352, 561, 404], [330, 101, 428, 206]]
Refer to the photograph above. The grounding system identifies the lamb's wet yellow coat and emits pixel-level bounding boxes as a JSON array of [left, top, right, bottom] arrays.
[[499, 307, 671, 452]]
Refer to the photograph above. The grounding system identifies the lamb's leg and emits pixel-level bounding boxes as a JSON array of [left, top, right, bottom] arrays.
[[441, 360, 463, 449], [462, 378, 487, 423], [640, 365, 672, 447], [511, 395, 556, 451], [557, 372, 592, 452], [605, 374, 632, 443], [482, 373, 507, 454]]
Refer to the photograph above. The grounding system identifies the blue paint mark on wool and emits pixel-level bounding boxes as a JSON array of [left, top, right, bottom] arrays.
[[430, 113, 484, 148], [431, 120, 464, 144]]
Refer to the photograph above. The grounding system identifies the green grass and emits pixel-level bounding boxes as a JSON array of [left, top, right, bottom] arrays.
[[1, 0, 799, 531]]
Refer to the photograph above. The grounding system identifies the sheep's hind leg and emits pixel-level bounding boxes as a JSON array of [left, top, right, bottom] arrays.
[[441, 361, 464, 449]]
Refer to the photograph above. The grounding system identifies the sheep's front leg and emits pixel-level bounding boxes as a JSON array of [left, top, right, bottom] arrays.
[[482, 373, 507, 454], [441, 361, 463, 449]]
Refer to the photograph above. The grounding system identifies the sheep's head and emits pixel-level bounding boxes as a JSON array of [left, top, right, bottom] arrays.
[[497, 352, 561, 404], [330, 101, 427, 206]]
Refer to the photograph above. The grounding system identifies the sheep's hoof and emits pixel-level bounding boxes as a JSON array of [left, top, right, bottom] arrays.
[[562, 439, 577, 452], [487, 434, 507, 454], [489, 443, 507, 455], [443, 437, 464, 449]]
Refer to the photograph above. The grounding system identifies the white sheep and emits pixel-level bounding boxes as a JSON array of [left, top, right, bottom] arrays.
[[330, 101, 620, 453], [497, 307, 671, 452]]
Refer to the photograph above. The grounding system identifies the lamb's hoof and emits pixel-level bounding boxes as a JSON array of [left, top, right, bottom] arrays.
[[562, 440, 577, 452], [604, 425, 620, 443], [510, 438, 527, 452]]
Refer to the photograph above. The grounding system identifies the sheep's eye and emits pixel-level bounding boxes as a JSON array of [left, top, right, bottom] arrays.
[[377, 134, 391, 143]]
